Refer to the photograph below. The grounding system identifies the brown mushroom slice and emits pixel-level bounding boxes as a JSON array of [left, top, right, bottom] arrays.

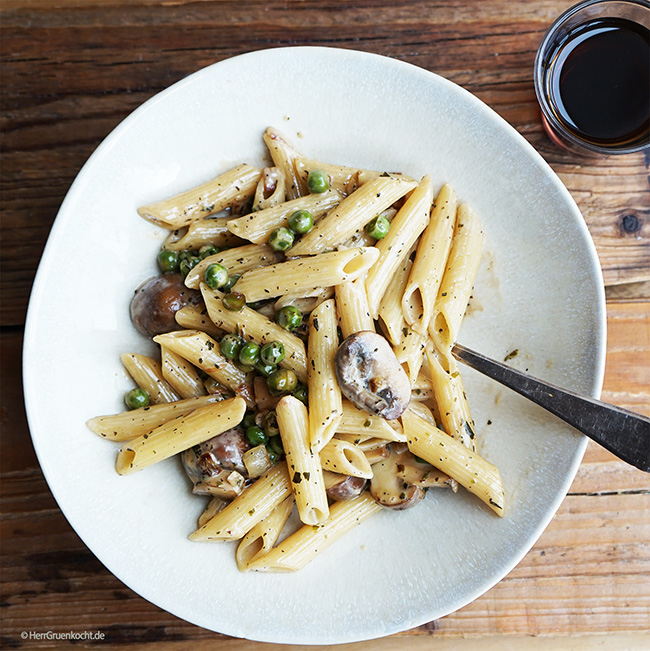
[[393, 445, 453, 489], [335, 331, 411, 420], [130, 273, 202, 337], [323, 471, 368, 502], [181, 425, 250, 499], [369, 444, 425, 510]]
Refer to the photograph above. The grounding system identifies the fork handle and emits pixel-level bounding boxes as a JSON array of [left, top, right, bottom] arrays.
[[452, 344, 650, 473]]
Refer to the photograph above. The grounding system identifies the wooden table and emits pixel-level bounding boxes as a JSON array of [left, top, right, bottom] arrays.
[[2, 1, 649, 649]]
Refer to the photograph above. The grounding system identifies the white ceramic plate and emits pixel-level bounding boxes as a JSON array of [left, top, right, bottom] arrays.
[[23, 47, 605, 644]]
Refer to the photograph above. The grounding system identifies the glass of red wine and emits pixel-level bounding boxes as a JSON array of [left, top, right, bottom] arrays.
[[534, 0, 650, 155]]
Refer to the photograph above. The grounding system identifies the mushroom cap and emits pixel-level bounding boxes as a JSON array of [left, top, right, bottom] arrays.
[[335, 331, 411, 420], [130, 274, 201, 337], [369, 444, 425, 510]]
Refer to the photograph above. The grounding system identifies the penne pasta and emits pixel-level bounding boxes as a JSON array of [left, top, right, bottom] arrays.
[[252, 166, 286, 211], [402, 407, 505, 516], [263, 128, 308, 199], [160, 347, 207, 399], [116, 396, 246, 475], [401, 183, 457, 333], [190, 462, 292, 541], [276, 396, 329, 526], [319, 438, 373, 479], [121, 353, 180, 404], [307, 299, 343, 452], [199, 285, 307, 383], [226, 189, 341, 244], [86, 394, 228, 442], [289, 176, 417, 255], [338, 401, 405, 442], [335, 276, 374, 338], [232, 246, 379, 303], [184, 243, 283, 289], [429, 203, 484, 356], [163, 217, 245, 252], [152, 330, 254, 405], [366, 175, 434, 318], [137, 164, 261, 229], [247, 493, 382, 572], [236, 495, 294, 571], [376, 251, 414, 347]]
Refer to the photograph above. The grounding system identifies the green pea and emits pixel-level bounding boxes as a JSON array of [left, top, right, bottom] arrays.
[[269, 227, 294, 252], [179, 254, 200, 278], [267, 368, 298, 395], [365, 214, 391, 240], [254, 360, 276, 376], [219, 333, 243, 360], [292, 383, 309, 405], [266, 446, 280, 465], [245, 425, 268, 446], [288, 210, 314, 234], [307, 169, 330, 193], [268, 435, 284, 456], [199, 244, 220, 259], [260, 340, 285, 366], [239, 341, 260, 366], [261, 411, 280, 437], [124, 387, 150, 410], [222, 291, 246, 311], [276, 305, 302, 331], [157, 249, 179, 273], [204, 263, 229, 290], [222, 273, 241, 292], [242, 411, 258, 429]]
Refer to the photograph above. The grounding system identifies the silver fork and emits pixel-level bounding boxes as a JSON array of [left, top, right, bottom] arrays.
[[452, 343, 650, 473]]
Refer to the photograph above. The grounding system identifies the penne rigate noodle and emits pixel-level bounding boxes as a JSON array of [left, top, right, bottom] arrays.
[[277, 396, 329, 525], [184, 243, 282, 289], [161, 347, 207, 399], [198, 496, 227, 528], [263, 128, 308, 199], [307, 299, 343, 452], [236, 495, 294, 571], [116, 397, 246, 475], [393, 326, 427, 384], [190, 462, 292, 541], [335, 276, 374, 338], [226, 189, 341, 243], [289, 176, 417, 255], [377, 252, 413, 347], [137, 164, 261, 229], [426, 348, 477, 452], [233, 246, 379, 303], [174, 303, 224, 340], [294, 157, 364, 196], [153, 330, 253, 405], [86, 394, 228, 441], [366, 175, 434, 318], [319, 438, 373, 479], [274, 286, 334, 314], [429, 203, 484, 355], [402, 407, 504, 516], [121, 353, 180, 404], [247, 493, 382, 572], [252, 166, 286, 211], [200, 285, 307, 383], [338, 401, 405, 442], [163, 217, 245, 251], [401, 183, 457, 333]]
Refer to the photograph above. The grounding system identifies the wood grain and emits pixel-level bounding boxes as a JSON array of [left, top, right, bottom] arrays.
[[1, 1, 649, 648]]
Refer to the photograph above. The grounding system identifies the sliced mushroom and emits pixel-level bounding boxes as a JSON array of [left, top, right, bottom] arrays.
[[335, 331, 411, 419], [181, 425, 250, 499], [130, 274, 201, 337], [369, 444, 425, 510], [323, 471, 367, 501]]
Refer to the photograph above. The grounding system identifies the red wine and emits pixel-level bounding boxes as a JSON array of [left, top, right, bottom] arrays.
[[545, 17, 650, 147]]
